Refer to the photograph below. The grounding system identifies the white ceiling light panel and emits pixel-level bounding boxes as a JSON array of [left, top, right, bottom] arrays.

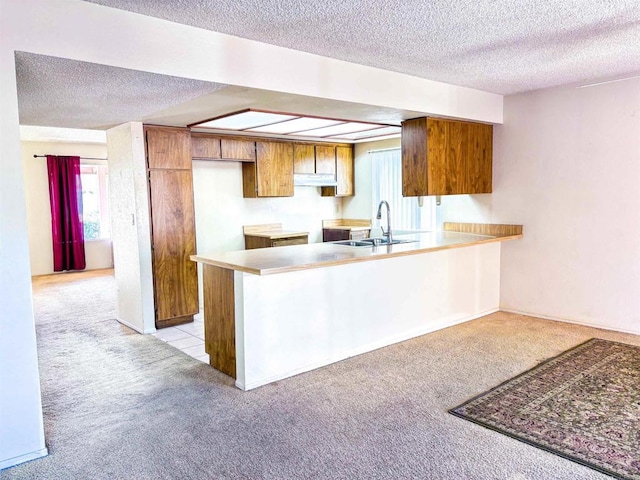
[[197, 111, 297, 130], [191, 109, 401, 142], [295, 121, 381, 137], [247, 117, 341, 134], [331, 125, 401, 140]]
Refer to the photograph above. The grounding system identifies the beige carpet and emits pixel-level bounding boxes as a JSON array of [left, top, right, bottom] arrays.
[[4, 269, 640, 479]]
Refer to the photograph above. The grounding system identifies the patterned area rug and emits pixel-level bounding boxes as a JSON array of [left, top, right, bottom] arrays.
[[450, 338, 640, 480]]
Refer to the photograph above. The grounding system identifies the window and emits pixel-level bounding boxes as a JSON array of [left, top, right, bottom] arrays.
[[80, 163, 110, 239], [370, 148, 435, 231]]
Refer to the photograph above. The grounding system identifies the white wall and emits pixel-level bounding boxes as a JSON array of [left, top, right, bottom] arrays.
[[342, 138, 400, 221], [21, 141, 113, 276], [193, 161, 343, 250], [493, 79, 640, 334], [0, 48, 47, 469], [107, 123, 156, 334], [192, 160, 342, 301]]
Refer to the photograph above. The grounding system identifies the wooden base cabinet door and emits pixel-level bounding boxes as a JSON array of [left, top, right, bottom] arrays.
[[149, 169, 199, 326]]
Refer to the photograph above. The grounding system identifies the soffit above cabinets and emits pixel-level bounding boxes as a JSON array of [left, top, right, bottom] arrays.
[[189, 109, 401, 143]]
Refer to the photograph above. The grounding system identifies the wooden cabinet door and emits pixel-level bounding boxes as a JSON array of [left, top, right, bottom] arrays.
[[322, 228, 350, 242], [335, 146, 354, 196], [401, 117, 429, 197], [427, 118, 492, 195], [145, 127, 191, 169], [294, 144, 315, 174], [149, 169, 199, 323], [315, 145, 336, 174], [221, 138, 256, 161], [426, 117, 456, 195], [467, 122, 492, 194], [321, 145, 354, 197], [256, 142, 294, 197], [191, 134, 221, 160]]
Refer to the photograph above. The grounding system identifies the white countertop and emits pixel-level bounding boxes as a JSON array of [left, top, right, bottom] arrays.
[[192, 228, 522, 275]]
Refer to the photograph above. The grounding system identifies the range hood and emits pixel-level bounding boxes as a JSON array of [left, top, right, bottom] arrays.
[[293, 173, 338, 187]]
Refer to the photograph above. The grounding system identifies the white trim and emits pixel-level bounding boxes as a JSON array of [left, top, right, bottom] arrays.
[[116, 317, 156, 335], [0, 447, 48, 470], [236, 307, 498, 391], [500, 308, 640, 336]]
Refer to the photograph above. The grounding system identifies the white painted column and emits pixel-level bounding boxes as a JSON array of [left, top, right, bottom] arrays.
[[107, 123, 156, 334], [0, 47, 48, 469]]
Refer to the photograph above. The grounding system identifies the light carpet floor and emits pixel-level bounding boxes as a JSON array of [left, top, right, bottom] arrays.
[[4, 269, 640, 479]]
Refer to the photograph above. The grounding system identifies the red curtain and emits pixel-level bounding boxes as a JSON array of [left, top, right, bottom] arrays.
[[47, 155, 86, 271]]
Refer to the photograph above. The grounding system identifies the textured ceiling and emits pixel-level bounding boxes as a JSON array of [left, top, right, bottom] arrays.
[[15, 52, 426, 132], [15, 52, 229, 129], [84, 0, 640, 95]]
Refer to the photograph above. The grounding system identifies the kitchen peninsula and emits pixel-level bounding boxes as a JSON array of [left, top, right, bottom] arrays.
[[192, 223, 522, 390]]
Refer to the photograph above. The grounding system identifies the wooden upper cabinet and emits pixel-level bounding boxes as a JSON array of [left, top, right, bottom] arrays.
[[294, 144, 315, 174], [221, 138, 256, 161], [335, 146, 354, 196], [402, 117, 492, 196], [322, 145, 354, 197], [315, 145, 336, 175], [243, 141, 294, 197], [191, 134, 221, 160], [145, 126, 192, 169]]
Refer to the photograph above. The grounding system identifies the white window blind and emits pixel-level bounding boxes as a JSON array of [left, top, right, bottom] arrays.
[[370, 148, 435, 231]]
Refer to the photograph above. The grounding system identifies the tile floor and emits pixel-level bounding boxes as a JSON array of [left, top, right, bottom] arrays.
[[152, 312, 209, 364]]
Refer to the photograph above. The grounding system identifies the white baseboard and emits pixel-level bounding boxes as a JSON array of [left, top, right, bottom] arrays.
[[236, 307, 499, 391], [500, 308, 640, 336], [0, 447, 48, 470], [116, 317, 156, 334]]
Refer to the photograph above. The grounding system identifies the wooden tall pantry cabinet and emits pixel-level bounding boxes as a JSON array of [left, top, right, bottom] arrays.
[[144, 126, 199, 328]]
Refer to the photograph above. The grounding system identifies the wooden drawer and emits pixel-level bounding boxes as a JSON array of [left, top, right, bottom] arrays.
[[271, 236, 308, 247], [244, 234, 308, 249]]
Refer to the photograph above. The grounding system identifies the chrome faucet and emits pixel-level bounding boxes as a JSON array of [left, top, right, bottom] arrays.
[[376, 200, 393, 245]]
